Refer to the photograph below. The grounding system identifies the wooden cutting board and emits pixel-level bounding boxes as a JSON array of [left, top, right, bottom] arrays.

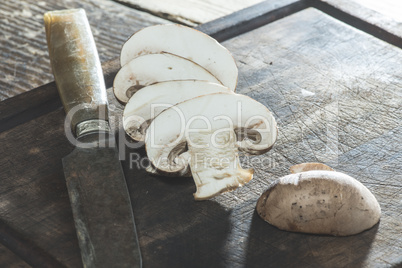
[[1, 0, 401, 267]]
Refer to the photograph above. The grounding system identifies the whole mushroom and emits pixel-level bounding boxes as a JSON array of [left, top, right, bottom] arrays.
[[256, 163, 381, 236]]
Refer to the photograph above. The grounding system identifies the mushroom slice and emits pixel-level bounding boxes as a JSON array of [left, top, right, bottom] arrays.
[[120, 24, 238, 92], [123, 80, 231, 142], [113, 53, 222, 103], [290, 162, 334, 174], [145, 92, 278, 200]]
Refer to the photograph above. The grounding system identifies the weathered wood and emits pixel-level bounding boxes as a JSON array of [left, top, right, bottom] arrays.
[[1, 5, 402, 267], [109, 7, 402, 267], [113, 0, 402, 45], [352, 0, 402, 22], [311, 0, 402, 49], [219, 8, 402, 266], [0, 0, 168, 101], [0, 0, 304, 132], [1, 0, 401, 102], [0, 219, 66, 267], [0, 81, 61, 132], [319, 0, 402, 41], [0, 109, 81, 267], [0, 243, 30, 268], [113, 0, 264, 26], [0, 59, 120, 133], [196, 0, 306, 42]]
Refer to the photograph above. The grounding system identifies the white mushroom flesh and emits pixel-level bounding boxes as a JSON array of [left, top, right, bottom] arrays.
[[113, 53, 222, 103], [145, 92, 277, 200], [123, 80, 231, 142], [120, 24, 238, 91], [188, 129, 253, 200]]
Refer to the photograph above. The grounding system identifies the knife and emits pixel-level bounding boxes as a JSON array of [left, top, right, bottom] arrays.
[[44, 9, 141, 268]]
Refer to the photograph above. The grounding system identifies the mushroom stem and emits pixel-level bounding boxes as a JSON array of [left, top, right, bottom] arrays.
[[187, 129, 253, 200]]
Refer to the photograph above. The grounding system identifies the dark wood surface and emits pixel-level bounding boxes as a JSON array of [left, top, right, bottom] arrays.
[[1, 0, 401, 267], [0, 0, 168, 101], [0, 243, 30, 268]]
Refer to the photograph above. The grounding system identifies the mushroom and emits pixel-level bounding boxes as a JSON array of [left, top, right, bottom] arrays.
[[145, 92, 278, 200], [120, 24, 238, 92], [123, 80, 231, 142], [113, 52, 222, 103], [290, 162, 334, 173], [256, 164, 381, 236]]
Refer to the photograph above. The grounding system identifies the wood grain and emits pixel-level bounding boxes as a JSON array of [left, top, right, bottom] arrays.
[[1, 0, 401, 101], [113, 0, 264, 26], [311, 0, 402, 49], [319, 0, 402, 41], [0, 0, 168, 101], [0, 109, 80, 267], [218, 8, 402, 266], [0, 243, 30, 268], [196, 0, 306, 43], [0, 59, 120, 133], [0, 219, 66, 267], [0, 0, 303, 132], [353, 0, 402, 23], [1, 3, 402, 268], [122, 7, 402, 267]]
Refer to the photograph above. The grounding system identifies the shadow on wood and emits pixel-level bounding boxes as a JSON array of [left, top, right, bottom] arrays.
[[245, 210, 379, 267], [121, 146, 232, 267]]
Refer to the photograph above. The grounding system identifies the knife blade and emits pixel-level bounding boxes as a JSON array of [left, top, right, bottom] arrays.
[[44, 9, 141, 268]]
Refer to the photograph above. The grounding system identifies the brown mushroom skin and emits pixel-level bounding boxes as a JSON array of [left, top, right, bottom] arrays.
[[256, 170, 381, 236], [290, 162, 334, 174]]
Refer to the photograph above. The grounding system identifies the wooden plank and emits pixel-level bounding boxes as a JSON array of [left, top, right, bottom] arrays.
[[352, 0, 402, 23], [312, 0, 402, 48], [0, 0, 168, 101], [0, 59, 120, 133], [1, 0, 401, 103], [217, 8, 402, 266], [113, 0, 265, 26], [0, 109, 81, 267], [0, 219, 66, 267], [113, 0, 402, 42], [196, 0, 306, 42], [1, 6, 401, 267], [0, 8, 402, 267], [127, 7, 402, 266], [0, 243, 30, 268], [0, 0, 303, 132]]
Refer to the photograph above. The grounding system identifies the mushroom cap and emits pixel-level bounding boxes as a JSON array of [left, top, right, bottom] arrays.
[[256, 170, 381, 236], [145, 92, 278, 173], [123, 80, 231, 142], [113, 52, 222, 103], [120, 24, 238, 92], [290, 162, 334, 173]]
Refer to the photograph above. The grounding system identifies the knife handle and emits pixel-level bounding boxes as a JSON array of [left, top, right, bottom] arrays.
[[44, 9, 109, 137]]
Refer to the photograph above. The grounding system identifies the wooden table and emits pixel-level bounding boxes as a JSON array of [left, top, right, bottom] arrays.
[[1, 0, 401, 267]]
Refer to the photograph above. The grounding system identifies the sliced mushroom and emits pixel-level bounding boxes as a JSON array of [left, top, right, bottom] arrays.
[[256, 168, 381, 236], [123, 80, 231, 142], [113, 52, 222, 103], [145, 92, 277, 200], [120, 24, 238, 92]]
